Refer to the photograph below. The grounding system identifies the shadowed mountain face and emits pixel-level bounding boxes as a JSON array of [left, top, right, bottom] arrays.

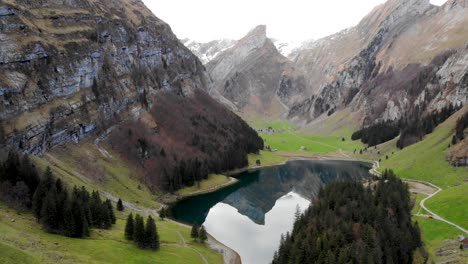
[[289, 0, 468, 125], [170, 160, 371, 225], [0, 0, 263, 191]]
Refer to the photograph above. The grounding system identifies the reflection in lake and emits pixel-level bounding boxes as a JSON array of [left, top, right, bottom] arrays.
[[170, 160, 371, 264]]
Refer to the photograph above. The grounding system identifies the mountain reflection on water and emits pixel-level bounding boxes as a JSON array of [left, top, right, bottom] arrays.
[[171, 160, 371, 225], [170, 159, 371, 264]]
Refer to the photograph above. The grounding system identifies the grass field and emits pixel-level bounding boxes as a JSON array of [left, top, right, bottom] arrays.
[[2, 140, 224, 264], [0, 243, 39, 264], [176, 174, 233, 196], [0, 202, 222, 264], [378, 108, 468, 230], [248, 150, 288, 167], [246, 113, 467, 262], [31, 141, 161, 210], [248, 119, 364, 155], [414, 216, 463, 260], [411, 193, 429, 215], [380, 121, 467, 188], [425, 184, 468, 230]]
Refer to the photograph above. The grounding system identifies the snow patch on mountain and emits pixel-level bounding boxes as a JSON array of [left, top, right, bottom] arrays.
[[181, 38, 236, 64]]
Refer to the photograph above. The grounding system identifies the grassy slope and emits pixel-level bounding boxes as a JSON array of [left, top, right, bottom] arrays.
[[425, 184, 468, 230], [261, 131, 359, 154], [411, 193, 429, 215], [0, 243, 39, 264], [0, 203, 221, 264], [247, 119, 364, 155], [248, 150, 288, 167], [348, 108, 468, 261], [379, 108, 468, 230], [380, 114, 468, 188], [31, 141, 160, 210], [176, 174, 232, 196], [0, 139, 223, 264], [247, 113, 467, 261], [414, 216, 463, 260]]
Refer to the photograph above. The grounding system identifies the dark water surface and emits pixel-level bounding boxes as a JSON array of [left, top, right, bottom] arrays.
[[170, 160, 371, 264]]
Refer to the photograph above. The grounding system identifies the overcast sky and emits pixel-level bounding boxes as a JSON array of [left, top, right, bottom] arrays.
[[142, 0, 448, 43]]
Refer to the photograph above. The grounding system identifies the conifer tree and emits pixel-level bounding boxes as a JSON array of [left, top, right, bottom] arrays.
[[159, 207, 166, 220], [191, 223, 199, 240], [145, 215, 160, 250], [125, 213, 134, 240], [105, 199, 116, 224], [117, 198, 124, 211], [63, 202, 75, 237], [199, 225, 208, 243], [90, 191, 102, 227], [100, 202, 112, 229], [40, 186, 58, 232], [134, 214, 146, 248], [32, 167, 54, 221], [55, 180, 68, 230], [20, 154, 40, 197]]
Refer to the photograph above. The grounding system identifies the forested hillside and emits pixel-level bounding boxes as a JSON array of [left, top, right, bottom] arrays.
[[272, 170, 424, 264]]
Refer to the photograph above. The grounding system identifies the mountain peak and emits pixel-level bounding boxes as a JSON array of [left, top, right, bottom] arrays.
[[246, 25, 267, 38], [443, 0, 468, 10], [235, 25, 269, 52], [385, 0, 432, 15]]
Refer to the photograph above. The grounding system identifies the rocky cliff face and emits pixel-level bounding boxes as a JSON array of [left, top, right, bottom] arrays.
[[195, 0, 467, 126], [206, 25, 307, 118], [288, 0, 468, 126], [0, 0, 263, 190], [0, 0, 208, 153]]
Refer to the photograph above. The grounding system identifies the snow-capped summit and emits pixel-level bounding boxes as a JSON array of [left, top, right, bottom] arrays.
[[181, 38, 236, 64], [272, 39, 315, 58]]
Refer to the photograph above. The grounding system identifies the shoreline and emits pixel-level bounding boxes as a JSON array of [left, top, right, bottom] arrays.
[[207, 234, 242, 264], [165, 151, 379, 264], [178, 177, 240, 198], [175, 151, 379, 199]]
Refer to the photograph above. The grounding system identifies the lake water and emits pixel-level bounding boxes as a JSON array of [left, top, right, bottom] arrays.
[[170, 159, 371, 264]]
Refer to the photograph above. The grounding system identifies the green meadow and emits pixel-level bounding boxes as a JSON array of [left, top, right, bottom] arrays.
[[0, 202, 222, 264]]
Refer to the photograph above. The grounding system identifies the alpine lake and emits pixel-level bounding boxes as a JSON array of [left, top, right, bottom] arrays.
[[170, 159, 372, 264]]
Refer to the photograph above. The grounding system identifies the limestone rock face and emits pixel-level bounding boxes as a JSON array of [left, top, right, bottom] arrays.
[[0, 0, 246, 154], [196, 0, 467, 126], [288, 0, 468, 126]]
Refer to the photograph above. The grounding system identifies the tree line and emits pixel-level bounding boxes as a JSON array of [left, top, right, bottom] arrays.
[[352, 103, 462, 148], [190, 223, 208, 243], [32, 167, 116, 237], [0, 152, 40, 209], [124, 213, 160, 250], [351, 121, 399, 147], [272, 170, 425, 264], [453, 110, 468, 144], [109, 90, 265, 193], [0, 152, 116, 238], [397, 103, 461, 149]]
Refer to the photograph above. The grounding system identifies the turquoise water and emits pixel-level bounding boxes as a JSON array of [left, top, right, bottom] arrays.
[[170, 160, 371, 264]]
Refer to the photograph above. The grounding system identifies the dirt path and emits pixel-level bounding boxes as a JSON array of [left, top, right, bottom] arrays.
[[406, 179, 468, 234], [276, 151, 347, 160], [207, 236, 242, 264], [167, 218, 241, 264], [370, 163, 468, 235], [104, 193, 240, 264]]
